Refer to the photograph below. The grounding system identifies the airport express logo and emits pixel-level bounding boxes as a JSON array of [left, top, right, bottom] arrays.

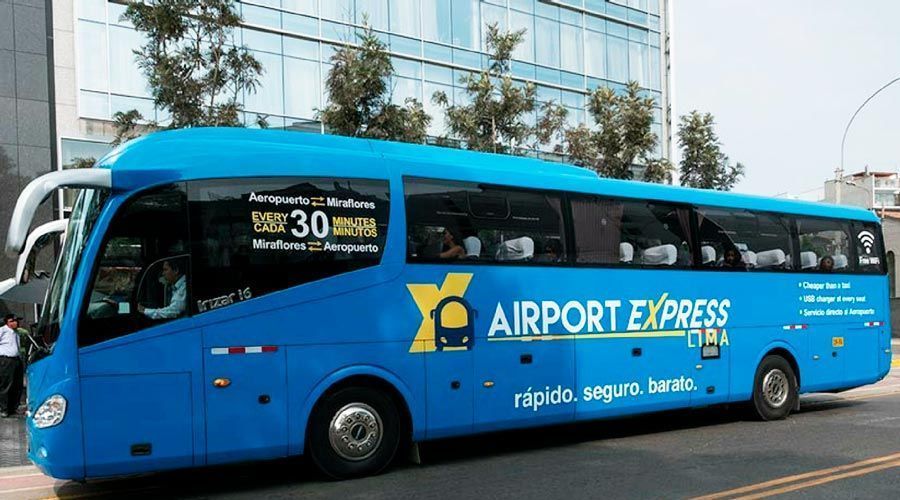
[[406, 273, 732, 353]]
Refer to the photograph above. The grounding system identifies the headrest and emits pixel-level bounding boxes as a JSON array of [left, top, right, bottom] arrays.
[[832, 254, 848, 270], [800, 251, 817, 269], [462, 236, 481, 258], [619, 242, 634, 263], [701, 245, 716, 264], [741, 250, 757, 267], [756, 248, 786, 268], [641, 244, 677, 266], [496, 236, 534, 261], [734, 242, 748, 251]]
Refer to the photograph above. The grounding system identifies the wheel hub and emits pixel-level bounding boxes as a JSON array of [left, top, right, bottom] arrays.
[[328, 403, 383, 461], [762, 369, 789, 408]]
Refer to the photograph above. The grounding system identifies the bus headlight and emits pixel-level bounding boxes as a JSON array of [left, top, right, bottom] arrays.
[[32, 394, 67, 429]]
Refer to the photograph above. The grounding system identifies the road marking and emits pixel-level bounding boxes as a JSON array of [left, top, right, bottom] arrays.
[[733, 459, 900, 499], [692, 452, 900, 500]]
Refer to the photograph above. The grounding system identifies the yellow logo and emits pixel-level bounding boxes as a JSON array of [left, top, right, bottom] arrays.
[[832, 336, 845, 348], [406, 273, 473, 353]]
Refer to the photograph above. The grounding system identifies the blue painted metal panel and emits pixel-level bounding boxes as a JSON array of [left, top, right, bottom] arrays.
[[203, 346, 288, 464], [81, 372, 193, 477]]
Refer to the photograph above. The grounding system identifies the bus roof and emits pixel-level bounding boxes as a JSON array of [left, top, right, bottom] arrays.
[[99, 128, 878, 223]]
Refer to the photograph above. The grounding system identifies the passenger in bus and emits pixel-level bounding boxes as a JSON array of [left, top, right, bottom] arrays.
[[535, 239, 563, 263], [439, 228, 466, 259], [137, 259, 187, 319], [721, 246, 746, 270], [818, 255, 835, 272]]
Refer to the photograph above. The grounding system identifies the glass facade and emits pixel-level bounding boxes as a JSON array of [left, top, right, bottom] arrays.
[[73, 0, 668, 155]]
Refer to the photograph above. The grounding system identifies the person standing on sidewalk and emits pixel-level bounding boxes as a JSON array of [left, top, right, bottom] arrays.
[[0, 314, 23, 418]]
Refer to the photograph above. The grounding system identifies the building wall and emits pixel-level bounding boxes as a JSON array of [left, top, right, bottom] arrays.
[[57, 0, 670, 195], [0, 0, 55, 317]]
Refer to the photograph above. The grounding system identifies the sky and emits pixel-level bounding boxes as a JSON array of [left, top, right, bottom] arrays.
[[671, 0, 900, 198]]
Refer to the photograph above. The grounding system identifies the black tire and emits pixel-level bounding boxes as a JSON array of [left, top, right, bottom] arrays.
[[307, 386, 401, 479], [751, 355, 798, 421]]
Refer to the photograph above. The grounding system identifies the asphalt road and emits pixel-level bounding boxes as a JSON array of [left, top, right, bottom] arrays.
[[2, 367, 899, 500]]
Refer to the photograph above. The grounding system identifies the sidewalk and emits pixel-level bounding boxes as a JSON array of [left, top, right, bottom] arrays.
[[0, 416, 27, 468]]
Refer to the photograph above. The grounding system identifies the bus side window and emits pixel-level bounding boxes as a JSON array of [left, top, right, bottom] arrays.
[[404, 178, 567, 265], [796, 217, 852, 273], [852, 221, 885, 274], [696, 207, 793, 271], [79, 184, 190, 348], [188, 177, 390, 314]]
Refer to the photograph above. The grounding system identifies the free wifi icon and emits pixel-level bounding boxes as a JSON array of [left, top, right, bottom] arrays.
[[858, 230, 875, 254]]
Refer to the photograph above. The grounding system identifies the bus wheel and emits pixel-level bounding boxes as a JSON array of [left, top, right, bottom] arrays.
[[751, 355, 798, 421], [308, 387, 401, 479]]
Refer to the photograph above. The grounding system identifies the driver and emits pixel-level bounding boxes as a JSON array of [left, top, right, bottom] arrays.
[[138, 259, 187, 319]]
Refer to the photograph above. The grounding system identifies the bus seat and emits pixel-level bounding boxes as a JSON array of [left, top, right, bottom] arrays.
[[800, 251, 818, 269], [756, 249, 786, 268], [462, 236, 481, 259], [832, 253, 848, 269], [741, 250, 757, 268], [619, 242, 634, 263], [701, 245, 716, 264], [641, 244, 677, 266], [735, 242, 748, 251], [496, 236, 534, 261]]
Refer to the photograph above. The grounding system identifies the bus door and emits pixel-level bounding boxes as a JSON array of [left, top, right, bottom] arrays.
[[202, 334, 288, 464]]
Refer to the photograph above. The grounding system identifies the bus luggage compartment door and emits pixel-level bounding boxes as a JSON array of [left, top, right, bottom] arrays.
[[843, 324, 881, 386], [204, 345, 288, 464]]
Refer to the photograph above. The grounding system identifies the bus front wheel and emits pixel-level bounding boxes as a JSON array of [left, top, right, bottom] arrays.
[[751, 355, 798, 421], [308, 386, 401, 479]]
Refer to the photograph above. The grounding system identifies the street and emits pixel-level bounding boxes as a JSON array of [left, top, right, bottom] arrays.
[[1, 356, 899, 499]]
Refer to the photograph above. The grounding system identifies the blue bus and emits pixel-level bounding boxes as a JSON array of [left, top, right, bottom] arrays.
[[7, 129, 890, 480]]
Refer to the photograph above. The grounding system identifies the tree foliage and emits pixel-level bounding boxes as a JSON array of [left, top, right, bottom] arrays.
[[677, 111, 744, 191], [319, 24, 430, 143], [434, 24, 566, 154], [564, 81, 667, 181], [113, 0, 264, 145]]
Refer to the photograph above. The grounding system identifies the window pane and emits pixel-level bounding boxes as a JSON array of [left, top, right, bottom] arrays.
[[560, 23, 583, 73], [482, 3, 507, 49], [356, 0, 389, 30], [797, 218, 852, 272], [77, 21, 109, 92], [697, 208, 793, 270], [535, 17, 560, 68], [572, 197, 624, 264], [607, 36, 628, 82], [629, 41, 648, 86], [189, 177, 390, 313], [109, 26, 148, 97], [510, 10, 534, 62], [390, 0, 421, 37], [284, 57, 319, 119], [405, 178, 566, 264], [282, 0, 318, 16], [585, 30, 605, 78], [422, 0, 452, 44], [80, 184, 190, 347], [452, 0, 479, 50], [321, 0, 354, 21], [244, 51, 284, 115], [854, 222, 885, 273]]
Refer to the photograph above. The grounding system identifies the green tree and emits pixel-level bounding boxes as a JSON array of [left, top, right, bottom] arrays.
[[677, 111, 744, 190], [564, 81, 669, 182], [434, 24, 566, 154], [319, 23, 430, 143], [113, 0, 264, 145]]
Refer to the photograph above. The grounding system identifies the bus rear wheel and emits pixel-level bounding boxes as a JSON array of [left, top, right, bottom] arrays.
[[751, 355, 798, 421], [308, 386, 401, 479]]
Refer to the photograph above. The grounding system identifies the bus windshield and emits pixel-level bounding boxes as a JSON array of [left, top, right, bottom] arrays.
[[34, 188, 108, 354]]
